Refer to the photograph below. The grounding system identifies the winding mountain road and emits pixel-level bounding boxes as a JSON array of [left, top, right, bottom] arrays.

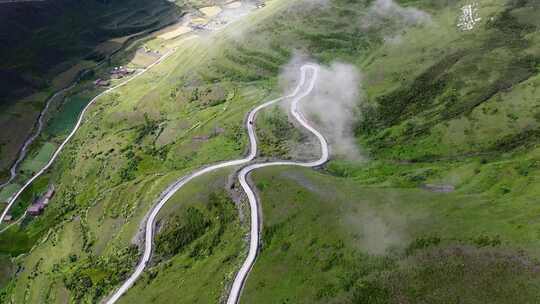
[[226, 64, 327, 304], [0, 49, 177, 224], [106, 64, 326, 304]]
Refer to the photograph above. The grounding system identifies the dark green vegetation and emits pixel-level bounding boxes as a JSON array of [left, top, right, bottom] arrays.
[[46, 93, 97, 137], [256, 106, 305, 159], [359, 0, 540, 162], [0, 255, 14, 289], [63, 246, 139, 302], [2, 0, 540, 303], [372, 246, 540, 303], [154, 192, 234, 261]]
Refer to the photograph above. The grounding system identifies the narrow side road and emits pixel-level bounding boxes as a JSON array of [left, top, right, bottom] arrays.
[[0, 84, 74, 192], [0, 49, 177, 224], [104, 65, 313, 304], [226, 64, 327, 304]]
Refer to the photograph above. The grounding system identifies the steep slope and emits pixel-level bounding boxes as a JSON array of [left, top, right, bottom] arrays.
[[0, 0, 181, 182], [0, 1, 293, 301], [242, 0, 540, 303], [0, 0, 180, 101]]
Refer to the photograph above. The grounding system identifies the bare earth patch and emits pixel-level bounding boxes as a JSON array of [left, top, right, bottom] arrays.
[[190, 17, 209, 26], [158, 24, 193, 40], [200, 6, 222, 18]]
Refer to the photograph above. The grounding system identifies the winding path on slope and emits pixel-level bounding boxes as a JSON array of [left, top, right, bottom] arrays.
[[226, 64, 327, 304], [0, 49, 177, 224], [106, 64, 326, 304]]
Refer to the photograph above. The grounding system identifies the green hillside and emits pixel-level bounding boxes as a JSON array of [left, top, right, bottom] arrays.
[[2, 0, 540, 303]]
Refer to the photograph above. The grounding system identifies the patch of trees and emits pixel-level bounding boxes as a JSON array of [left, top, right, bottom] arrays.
[[214, 61, 264, 83], [117, 114, 162, 181], [154, 191, 237, 262], [188, 86, 228, 108], [224, 123, 245, 151], [261, 217, 294, 252], [374, 51, 462, 128], [258, 107, 302, 158], [119, 149, 141, 182], [488, 129, 540, 153], [155, 207, 210, 259], [224, 51, 280, 76], [190, 192, 237, 258], [135, 113, 160, 144], [300, 29, 373, 56], [62, 246, 139, 302]]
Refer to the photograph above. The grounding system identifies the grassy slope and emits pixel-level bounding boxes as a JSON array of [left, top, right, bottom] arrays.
[[359, 0, 540, 161], [117, 169, 246, 304], [0, 1, 292, 301], [243, 167, 540, 304], [242, 0, 540, 303], [2, 0, 540, 303]]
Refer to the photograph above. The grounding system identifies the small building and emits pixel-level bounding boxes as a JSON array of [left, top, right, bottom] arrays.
[[110, 66, 134, 79], [27, 185, 55, 216], [37, 197, 49, 206], [44, 185, 55, 200], [3, 214, 12, 222], [94, 79, 110, 87], [27, 204, 43, 216]]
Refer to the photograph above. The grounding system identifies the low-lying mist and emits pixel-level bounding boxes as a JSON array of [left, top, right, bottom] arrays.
[[345, 209, 409, 255], [365, 0, 432, 27], [279, 55, 365, 161]]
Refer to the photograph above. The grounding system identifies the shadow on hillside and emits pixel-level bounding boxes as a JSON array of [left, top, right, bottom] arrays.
[[0, 0, 182, 105]]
